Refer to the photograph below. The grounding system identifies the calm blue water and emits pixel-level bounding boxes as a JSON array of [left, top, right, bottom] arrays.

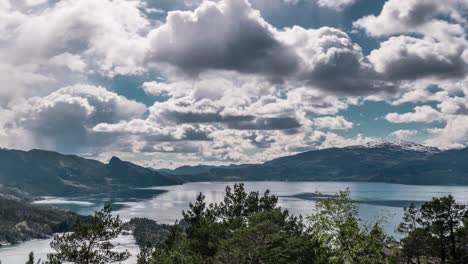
[[3, 181, 468, 262], [34, 181, 468, 235]]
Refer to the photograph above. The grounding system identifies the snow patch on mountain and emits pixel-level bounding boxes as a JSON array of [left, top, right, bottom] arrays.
[[347, 140, 441, 153]]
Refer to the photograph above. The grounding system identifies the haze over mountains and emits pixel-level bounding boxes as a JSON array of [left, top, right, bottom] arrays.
[[0, 141, 467, 197]]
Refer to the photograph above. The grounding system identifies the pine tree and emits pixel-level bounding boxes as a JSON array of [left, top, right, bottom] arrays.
[[47, 204, 130, 264]]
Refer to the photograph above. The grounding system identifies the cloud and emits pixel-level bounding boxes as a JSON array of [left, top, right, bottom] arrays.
[[9, 0, 150, 76], [49, 52, 86, 72], [313, 116, 353, 130], [279, 26, 393, 95], [146, 0, 393, 96], [3, 85, 146, 152], [146, 0, 299, 78], [390, 84, 449, 106], [1, 0, 468, 168], [426, 116, 468, 149], [369, 36, 467, 81], [25, 0, 47, 6], [227, 117, 301, 131], [385, 105, 444, 123], [353, 0, 467, 39], [142, 76, 356, 134], [317, 0, 355, 10], [0, 63, 53, 107], [391, 129, 418, 140]]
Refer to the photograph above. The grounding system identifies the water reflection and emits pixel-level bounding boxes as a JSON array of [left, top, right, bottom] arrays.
[[33, 181, 468, 236]]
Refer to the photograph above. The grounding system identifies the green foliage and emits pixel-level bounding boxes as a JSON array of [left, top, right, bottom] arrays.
[[215, 210, 316, 264], [399, 195, 468, 264], [0, 197, 78, 245], [307, 189, 389, 264], [127, 218, 171, 247], [46, 204, 130, 264], [20, 185, 468, 264], [141, 184, 391, 264]]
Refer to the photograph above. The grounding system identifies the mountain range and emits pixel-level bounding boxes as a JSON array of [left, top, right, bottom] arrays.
[[157, 141, 468, 185], [0, 148, 180, 196], [0, 141, 467, 198]]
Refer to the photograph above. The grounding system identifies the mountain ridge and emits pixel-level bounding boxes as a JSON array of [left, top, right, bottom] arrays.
[[158, 141, 468, 185], [0, 148, 181, 196], [0, 141, 467, 197]]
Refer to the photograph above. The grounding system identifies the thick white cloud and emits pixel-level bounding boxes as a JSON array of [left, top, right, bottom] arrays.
[[385, 105, 444, 123], [25, 0, 47, 6], [146, 0, 392, 95], [387, 92, 468, 149], [354, 0, 467, 38], [49, 53, 86, 72], [1, 0, 467, 167], [141, 76, 356, 136], [426, 116, 468, 149], [391, 86, 448, 106], [147, 0, 298, 77], [0, 0, 26, 41], [0, 63, 53, 107], [8, 0, 150, 76], [313, 116, 353, 130], [356, 0, 468, 85], [369, 36, 467, 81], [279, 26, 391, 95], [2, 85, 146, 152]]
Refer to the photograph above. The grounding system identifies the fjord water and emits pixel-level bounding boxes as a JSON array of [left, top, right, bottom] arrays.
[[2, 181, 468, 262], [115, 181, 468, 232], [23, 181, 468, 231]]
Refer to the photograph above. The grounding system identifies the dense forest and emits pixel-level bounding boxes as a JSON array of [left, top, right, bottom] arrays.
[[0, 195, 79, 246], [5, 184, 468, 264]]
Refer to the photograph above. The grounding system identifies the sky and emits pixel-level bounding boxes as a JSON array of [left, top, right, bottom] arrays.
[[0, 0, 467, 168]]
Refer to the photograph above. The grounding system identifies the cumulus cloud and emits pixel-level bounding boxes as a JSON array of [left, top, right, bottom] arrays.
[[2, 85, 146, 152], [313, 116, 353, 130], [1, 0, 468, 167], [279, 26, 393, 95], [146, 0, 393, 96], [385, 105, 444, 123], [142, 75, 356, 134], [390, 85, 449, 106], [387, 92, 468, 149], [8, 0, 150, 76], [353, 0, 467, 39], [355, 0, 468, 85], [0, 63, 53, 107], [25, 0, 47, 6], [49, 53, 86, 72], [369, 36, 467, 81], [146, 0, 299, 78], [426, 116, 468, 149]]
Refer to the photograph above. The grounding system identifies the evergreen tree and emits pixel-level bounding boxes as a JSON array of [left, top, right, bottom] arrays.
[[25, 252, 35, 264], [398, 204, 431, 264], [419, 195, 466, 263], [47, 204, 130, 264]]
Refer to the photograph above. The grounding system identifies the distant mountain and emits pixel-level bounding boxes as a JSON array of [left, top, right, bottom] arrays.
[[0, 148, 181, 196], [161, 141, 468, 185], [155, 164, 250, 176]]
